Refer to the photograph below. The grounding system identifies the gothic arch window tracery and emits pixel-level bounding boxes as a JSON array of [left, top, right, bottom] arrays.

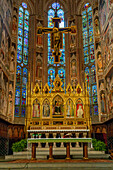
[[82, 3, 98, 116], [48, 2, 65, 89], [15, 2, 29, 117]]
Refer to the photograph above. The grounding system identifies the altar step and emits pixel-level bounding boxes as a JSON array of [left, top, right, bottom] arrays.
[[5, 148, 109, 160]]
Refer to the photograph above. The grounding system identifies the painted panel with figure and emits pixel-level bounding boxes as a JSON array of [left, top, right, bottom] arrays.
[[52, 95, 64, 118], [43, 99, 50, 117], [32, 99, 40, 118], [76, 99, 84, 118], [66, 99, 74, 117]]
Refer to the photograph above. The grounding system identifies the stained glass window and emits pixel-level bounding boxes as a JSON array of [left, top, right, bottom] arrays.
[[48, 3, 65, 88], [82, 4, 98, 116], [48, 68, 55, 89], [15, 3, 29, 117], [58, 68, 65, 88]]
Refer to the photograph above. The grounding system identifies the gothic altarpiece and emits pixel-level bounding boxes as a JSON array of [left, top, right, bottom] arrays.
[[25, 74, 91, 133]]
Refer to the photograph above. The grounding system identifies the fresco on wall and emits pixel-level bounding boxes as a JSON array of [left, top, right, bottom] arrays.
[[99, 0, 110, 32]]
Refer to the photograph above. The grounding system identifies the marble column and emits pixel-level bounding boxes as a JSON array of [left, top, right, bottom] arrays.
[[53, 133, 56, 148], [66, 143, 70, 159], [49, 143, 53, 159], [32, 143, 36, 160], [76, 133, 80, 148], [45, 133, 49, 148], [83, 142, 88, 159], [61, 133, 64, 147]]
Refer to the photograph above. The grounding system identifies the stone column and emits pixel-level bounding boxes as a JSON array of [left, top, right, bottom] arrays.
[[53, 133, 56, 148], [32, 143, 36, 160], [61, 133, 64, 147], [45, 133, 49, 148], [83, 142, 88, 159], [76, 133, 80, 148], [49, 143, 53, 159], [66, 143, 70, 159]]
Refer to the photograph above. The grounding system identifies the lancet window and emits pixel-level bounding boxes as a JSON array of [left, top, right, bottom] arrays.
[[82, 3, 98, 115], [15, 2, 29, 117]]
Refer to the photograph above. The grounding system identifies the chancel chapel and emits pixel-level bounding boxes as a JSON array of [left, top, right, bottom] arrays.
[[0, 0, 113, 156]]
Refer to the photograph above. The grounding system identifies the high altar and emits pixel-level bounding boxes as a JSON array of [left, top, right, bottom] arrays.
[[25, 74, 91, 139]]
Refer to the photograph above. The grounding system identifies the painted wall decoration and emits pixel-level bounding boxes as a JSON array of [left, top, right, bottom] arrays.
[[0, 70, 8, 116], [94, 16, 100, 36], [32, 99, 40, 118], [52, 95, 64, 117], [71, 59, 77, 78], [66, 99, 74, 117], [99, 0, 110, 32], [36, 59, 42, 78], [100, 91, 106, 113], [43, 99, 50, 117], [97, 51, 103, 71]]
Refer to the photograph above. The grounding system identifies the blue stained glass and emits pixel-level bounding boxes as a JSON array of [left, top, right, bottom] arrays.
[[19, 11, 23, 20], [17, 54, 22, 63], [17, 44, 22, 54], [22, 2, 27, 9], [85, 67, 90, 83], [90, 45, 95, 62], [48, 68, 55, 88], [88, 6, 92, 12], [15, 88, 20, 97], [24, 21, 29, 31], [18, 36, 23, 45], [18, 19, 23, 28], [82, 21, 87, 30], [15, 107, 19, 117], [52, 2, 60, 9], [89, 36, 94, 45], [15, 4, 29, 117], [92, 85, 97, 96], [84, 3, 89, 9], [24, 38, 28, 47], [19, 7, 23, 12], [94, 105, 98, 115], [22, 88, 26, 98], [88, 12, 93, 27], [21, 108, 26, 117], [23, 48, 28, 65], [82, 11, 86, 15], [48, 9, 55, 28], [93, 96, 97, 104], [18, 28, 23, 37], [57, 9, 64, 28], [91, 65, 96, 84], [83, 31, 88, 46], [24, 30, 28, 38], [58, 68, 65, 88], [89, 28, 93, 36], [23, 68, 27, 76], [25, 10, 29, 16], [15, 97, 20, 105]]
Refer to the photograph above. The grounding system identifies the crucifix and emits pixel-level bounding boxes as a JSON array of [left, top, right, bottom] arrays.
[[37, 2, 77, 64]]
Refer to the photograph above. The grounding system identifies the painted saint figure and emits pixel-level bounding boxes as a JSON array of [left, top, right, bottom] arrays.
[[33, 99, 40, 118], [77, 105, 83, 118], [43, 100, 50, 117]]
